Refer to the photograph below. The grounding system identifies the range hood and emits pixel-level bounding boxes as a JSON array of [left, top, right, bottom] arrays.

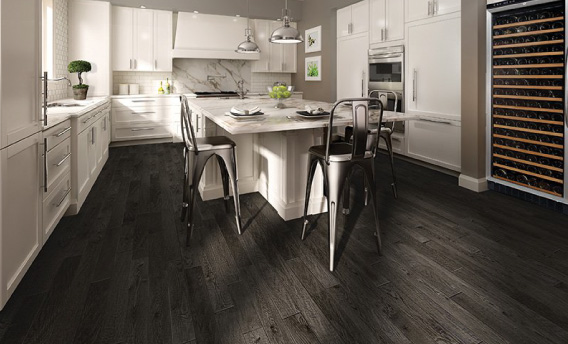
[[173, 12, 260, 60]]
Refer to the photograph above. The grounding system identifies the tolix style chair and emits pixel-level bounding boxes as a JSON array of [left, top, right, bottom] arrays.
[[179, 95, 243, 245], [301, 98, 384, 271]]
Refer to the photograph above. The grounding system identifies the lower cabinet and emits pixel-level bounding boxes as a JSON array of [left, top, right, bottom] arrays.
[[69, 101, 111, 215], [0, 133, 42, 309], [406, 118, 461, 171]]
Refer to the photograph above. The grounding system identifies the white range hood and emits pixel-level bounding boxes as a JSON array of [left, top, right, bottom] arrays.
[[173, 12, 260, 60]]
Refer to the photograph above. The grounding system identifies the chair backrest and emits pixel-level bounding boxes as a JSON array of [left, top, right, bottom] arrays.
[[180, 95, 199, 153], [325, 98, 384, 164]]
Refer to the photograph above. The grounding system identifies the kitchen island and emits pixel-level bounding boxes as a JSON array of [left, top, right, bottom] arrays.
[[184, 97, 417, 220]]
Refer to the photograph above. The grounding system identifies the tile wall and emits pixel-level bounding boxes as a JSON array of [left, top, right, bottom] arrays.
[[112, 71, 174, 95], [49, 0, 69, 101]]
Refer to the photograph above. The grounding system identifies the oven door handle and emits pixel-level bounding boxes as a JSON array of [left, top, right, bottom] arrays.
[[369, 53, 403, 60]]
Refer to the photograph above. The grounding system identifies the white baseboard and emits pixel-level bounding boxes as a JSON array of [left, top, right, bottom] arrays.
[[459, 174, 488, 192]]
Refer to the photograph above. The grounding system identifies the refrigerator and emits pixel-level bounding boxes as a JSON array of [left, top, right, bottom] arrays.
[[487, 0, 568, 205]]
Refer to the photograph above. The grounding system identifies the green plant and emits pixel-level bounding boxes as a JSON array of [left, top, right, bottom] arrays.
[[307, 62, 319, 77], [67, 60, 91, 89]]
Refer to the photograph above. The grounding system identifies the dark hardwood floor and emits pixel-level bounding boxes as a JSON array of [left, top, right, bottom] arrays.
[[0, 143, 567, 344]]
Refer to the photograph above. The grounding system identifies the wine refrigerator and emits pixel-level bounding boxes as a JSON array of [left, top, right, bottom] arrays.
[[487, 0, 567, 203]]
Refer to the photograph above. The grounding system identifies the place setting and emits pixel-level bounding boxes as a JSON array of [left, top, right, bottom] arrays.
[[225, 105, 266, 121]]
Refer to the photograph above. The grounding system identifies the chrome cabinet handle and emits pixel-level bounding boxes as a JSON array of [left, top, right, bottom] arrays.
[[82, 115, 93, 124], [103, 117, 107, 131], [348, 23, 352, 34], [428, 1, 432, 16], [132, 99, 156, 103], [131, 127, 155, 131], [420, 118, 452, 125], [384, 28, 387, 41], [42, 71, 48, 126], [55, 152, 71, 167], [55, 187, 72, 207], [155, 60, 157, 70], [381, 28, 384, 41], [54, 126, 72, 137], [130, 59, 133, 70], [413, 69, 418, 102], [132, 111, 156, 115], [134, 59, 137, 69], [92, 127, 95, 145], [43, 138, 48, 192], [434, 0, 438, 15]]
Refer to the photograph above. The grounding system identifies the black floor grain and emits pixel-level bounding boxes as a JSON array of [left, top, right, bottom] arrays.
[[0, 143, 567, 344]]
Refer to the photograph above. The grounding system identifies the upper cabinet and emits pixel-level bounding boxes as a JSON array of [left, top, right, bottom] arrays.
[[405, 0, 460, 22], [337, 0, 369, 38], [370, 0, 404, 44], [252, 20, 297, 73], [112, 7, 173, 72]]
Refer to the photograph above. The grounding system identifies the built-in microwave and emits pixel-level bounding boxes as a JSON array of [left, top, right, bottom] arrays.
[[368, 45, 404, 93]]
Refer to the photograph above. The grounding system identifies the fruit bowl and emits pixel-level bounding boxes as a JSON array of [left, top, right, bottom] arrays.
[[267, 85, 294, 108]]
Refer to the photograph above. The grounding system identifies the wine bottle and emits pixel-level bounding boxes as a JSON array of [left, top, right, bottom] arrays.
[[165, 78, 171, 95], [158, 81, 165, 94]]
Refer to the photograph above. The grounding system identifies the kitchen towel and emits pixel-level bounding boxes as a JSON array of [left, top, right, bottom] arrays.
[[118, 84, 129, 95], [129, 84, 140, 95]]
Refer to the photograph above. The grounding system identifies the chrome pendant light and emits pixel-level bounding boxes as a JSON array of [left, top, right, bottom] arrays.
[[236, 0, 261, 54], [270, 0, 303, 44]]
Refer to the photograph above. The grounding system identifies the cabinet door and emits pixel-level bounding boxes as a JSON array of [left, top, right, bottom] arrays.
[[252, 20, 270, 72], [1, 133, 41, 307], [1, 0, 41, 149], [281, 22, 298, 73], [77, 128, 90, 197], [406, 119, 461, 171], [406, 16, 461, 119], [90, 126, 100, 174], [405, 0, 429, 22], [351, 0, 370, 35], [112, 6, 134, 71], [385, 0, 404, 41], [337, 34, 369, 99], [435, 0, 460, 16], [337, 6, 352, 38], [101, 114, 110, 157], [134, 9, 154, 71], [370, 0, 386, 44], [153, 10, 173, 72]]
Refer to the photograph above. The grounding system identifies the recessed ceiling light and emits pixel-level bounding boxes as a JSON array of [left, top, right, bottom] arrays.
[[140, 5, 146, 9], [193, 10, 199, 14]]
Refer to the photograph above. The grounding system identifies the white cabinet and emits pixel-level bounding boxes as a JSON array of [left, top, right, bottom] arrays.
[[406, 119, 461, 171], [405, 0, 460, 22], [69, 102, 111, 215], [112, 7, 173, 72], [337, 33, 369, 99], [0, 133, 42, 308], [252, 20, 297, 73], [406, 14, 461, 120], [337, 0, 370, 37], [111, 96, 180, 142], [370, 0, 404, 44], [1, 0, 41, 150]]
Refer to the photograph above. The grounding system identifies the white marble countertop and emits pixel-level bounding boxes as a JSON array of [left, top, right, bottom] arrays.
[[44, 96, 110, 130], [186, 97, 419, 135], [111, 94, 181, 99]]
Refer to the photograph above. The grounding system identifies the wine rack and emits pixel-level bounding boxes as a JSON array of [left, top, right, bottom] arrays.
[[491, 3, 565, 197]]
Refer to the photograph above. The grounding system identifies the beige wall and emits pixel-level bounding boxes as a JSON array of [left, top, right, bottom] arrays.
[[460, 0, 487, 181], [292, 0, 361, 102]]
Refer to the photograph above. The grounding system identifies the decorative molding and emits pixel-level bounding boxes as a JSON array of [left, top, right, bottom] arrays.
[[459, 174, 488, 193]]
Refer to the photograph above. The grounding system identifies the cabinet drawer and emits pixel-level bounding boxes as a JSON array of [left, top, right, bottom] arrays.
[[112, 125, 173, 141], [43, 120, 72, 151], [112, 106, 176, 126], [43, 173, 71, 239], [45, 137, 71, 195], [77, 106, 110, 134], [112, 97, 180, 109], [406, 118, 461, 171]]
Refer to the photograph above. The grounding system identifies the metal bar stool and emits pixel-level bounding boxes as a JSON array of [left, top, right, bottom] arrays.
[[180, 95, 243, 245], [301, 98, 384, 271]]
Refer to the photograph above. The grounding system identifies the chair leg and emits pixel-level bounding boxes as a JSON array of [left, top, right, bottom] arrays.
[[216, 155, 231, 212], [186, 154, 208, 246], [342, 171, 351, 215], [218, 148, 243, 235], [326, 163, 348, 272], [362, 161, 382, 256], [382, 131, 398, 199], [301, 155, 319, 240], [181, 148, 189, 222]]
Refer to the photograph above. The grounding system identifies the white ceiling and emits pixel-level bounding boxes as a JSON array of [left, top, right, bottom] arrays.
[[90, 0, 304, 20]]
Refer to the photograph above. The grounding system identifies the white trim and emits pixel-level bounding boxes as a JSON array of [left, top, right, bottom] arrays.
[[459, 174, 488, 193]]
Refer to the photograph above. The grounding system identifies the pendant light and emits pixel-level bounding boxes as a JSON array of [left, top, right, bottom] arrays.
[[236, 0, 261, 54], [270, 0, 303, 44]]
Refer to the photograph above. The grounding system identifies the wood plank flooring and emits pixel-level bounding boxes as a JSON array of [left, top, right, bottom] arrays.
[[0, 143, 567, 344]]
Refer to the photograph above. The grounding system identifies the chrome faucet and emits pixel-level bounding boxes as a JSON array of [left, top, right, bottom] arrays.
[[40, 72, 72, 126], [236, 80, 248, 99]]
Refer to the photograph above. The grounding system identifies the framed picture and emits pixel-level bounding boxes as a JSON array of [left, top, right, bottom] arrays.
[[305, 56, 321, 81], [305, 26, 322, 53]]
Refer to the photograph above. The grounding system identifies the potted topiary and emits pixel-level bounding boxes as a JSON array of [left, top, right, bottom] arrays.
[[68, 60, 92, 100]]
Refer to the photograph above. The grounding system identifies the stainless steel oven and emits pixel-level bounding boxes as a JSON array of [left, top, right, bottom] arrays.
[[368, 45, 404, 93]]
